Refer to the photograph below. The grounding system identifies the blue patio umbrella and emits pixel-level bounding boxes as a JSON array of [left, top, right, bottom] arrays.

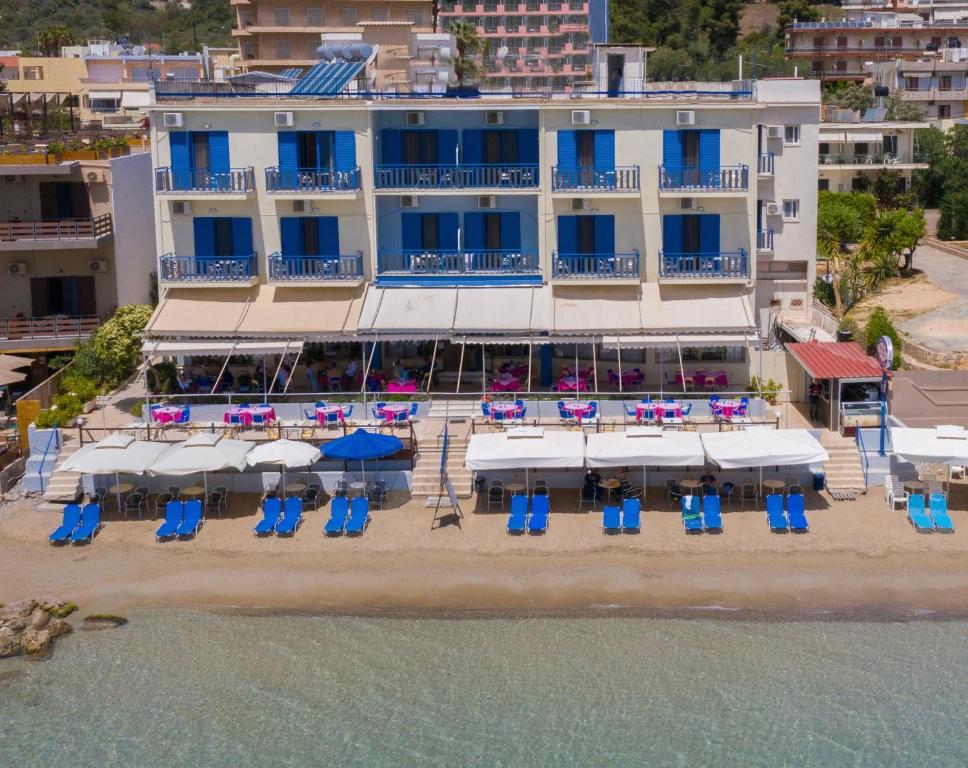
[[321, 428, 403, 483]]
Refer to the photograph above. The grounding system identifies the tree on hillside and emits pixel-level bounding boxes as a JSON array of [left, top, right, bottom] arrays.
[[777, 0, 822, 29], [36, 25, 74, 56]]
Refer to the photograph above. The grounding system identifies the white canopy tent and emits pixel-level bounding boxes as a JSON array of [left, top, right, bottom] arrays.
[[890, 426, 968, 467], [587, 427, 706, 492], [246, 439, 321, 496], [465, 428, 584, 486], [701, 428, 829, 470], [148, 433, 253, 498]]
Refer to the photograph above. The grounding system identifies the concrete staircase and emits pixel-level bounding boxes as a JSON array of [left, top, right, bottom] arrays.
[[820, 431, 867, 498], [426, 399, 479, 421], [35, 442, 84, 511], [411, 420, 474, 499]]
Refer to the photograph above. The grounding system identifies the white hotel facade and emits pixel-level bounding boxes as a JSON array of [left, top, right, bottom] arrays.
[[143, 68, 821, 390]]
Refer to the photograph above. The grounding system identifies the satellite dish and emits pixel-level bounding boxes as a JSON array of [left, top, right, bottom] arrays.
[[359, 44, 374, 60], [496, 46, 509, 60], [318, 45, 335, 61], [340, 45, 355, 60]]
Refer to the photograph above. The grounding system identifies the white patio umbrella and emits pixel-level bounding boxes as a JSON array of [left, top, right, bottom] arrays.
[[701, 427, 829, 491], [890, 425, 968, 467], [0, 354, 33, 369], [586, 427, 705, 491], [59, 433, 174, 511], [148, 432, 253, 499], [465, 427, 584, 488], [246, 439, 321, 497]]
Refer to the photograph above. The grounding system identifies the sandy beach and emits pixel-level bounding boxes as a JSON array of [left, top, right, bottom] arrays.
[[2, 485, 968, 618]]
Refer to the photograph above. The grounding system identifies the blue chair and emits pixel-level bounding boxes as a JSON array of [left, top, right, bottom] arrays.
[[315, 401, 327, 408], [49, 503, 82, 545], [681, 496, 702, 534], [70, 503, 102, 544], [787, 493, 808, 533], [341, 404, 353, 419], [275, 497, 303, 536], [324, 496, 349, 536], [907, 494, 933, 533], [681, 402, 692, 416], [176, 499, 203, 538], [228, 413, 243, 427], [702, 494, 722, 533], [409, 401, 419, 416], [375, 401, 386, 411], [766, 493, 787, 533], [507, 495, 528, 534], [394, 410, 409, 425], [251, 412, 266, 428], [156, 501, 183, 540], [492, 410, 505, 423], [516, 405, 527, 421], [621, 498, 640, 534], [602, 505, 621, 534], [481, 402, 491, 418], [624, 402, 637, 418], [254, 497, 281, 536], [929, 493, 954, 533], [238, 402, 252, 408], [587, 401, 598, 418], [304, 408, 317, 420], [345, 497, 370, 536], [372, 407, 384, 420], [527, 495, 549, 534], [176, 406, 191, 424], [325, 411, 340, 427]]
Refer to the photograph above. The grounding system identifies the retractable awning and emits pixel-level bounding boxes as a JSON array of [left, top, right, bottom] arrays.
[[819, 130, 847, 143], [141, 340, 298, 357], [845, 131, 883, 143], [120, 90, 152, 108], [88, 90, 122, 100], [145, 289, 254, 336], [602, 332, 759, 348], [235, 284, 364, 339]]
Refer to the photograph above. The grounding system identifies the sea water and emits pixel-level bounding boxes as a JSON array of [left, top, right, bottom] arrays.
[[2, 611, 967, 767]]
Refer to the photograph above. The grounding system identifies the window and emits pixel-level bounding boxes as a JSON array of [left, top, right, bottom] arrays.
[[23, 66, 45, 80], [275, 40, 291, 59], [242, 42, 256, 58], [408, 8, 425, 24], [274, 8, 290, 25], [342, 7, 358, 25], [940, 74, 953, 91], [882, 135, 898, 156], [782, 199, 799, 221], [939, 104, 952, 119], [372, 6, 389, 20], [818, 178, 829, 191], [659, 347, 744, 364], [307, 7, 324, 25], [783, 125, 800, 145]]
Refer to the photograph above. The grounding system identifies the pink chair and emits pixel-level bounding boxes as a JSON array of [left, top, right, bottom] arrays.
[[715, 373, 729, 389]]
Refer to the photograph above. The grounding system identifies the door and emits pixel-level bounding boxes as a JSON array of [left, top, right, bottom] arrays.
[[577, 216, 596, 254], [607, 54, 624, 95], [682, 130, 700, 185], [29, 277, 95, 316], [577, 131, 595, 185], [39, 182, 89, 219], [485, 213, 502, 249], [682, 215, 700, 254]]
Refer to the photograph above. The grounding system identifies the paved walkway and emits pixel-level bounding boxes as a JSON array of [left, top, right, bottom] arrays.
[[900, 245, 968, 354]]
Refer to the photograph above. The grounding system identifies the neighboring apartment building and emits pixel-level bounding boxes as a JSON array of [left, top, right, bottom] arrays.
[[869, 52, 968, 125], [142, 55, 820, 385], [841, 1, 968, 19]]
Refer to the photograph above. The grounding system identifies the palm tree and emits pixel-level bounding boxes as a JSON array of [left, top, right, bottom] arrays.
[[36, 26, 75, 57], [817, 228, 849, 317], [448, 20, 485, 87]]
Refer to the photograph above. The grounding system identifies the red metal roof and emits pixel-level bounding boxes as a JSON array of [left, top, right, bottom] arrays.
[[786, 341, 883, 380]]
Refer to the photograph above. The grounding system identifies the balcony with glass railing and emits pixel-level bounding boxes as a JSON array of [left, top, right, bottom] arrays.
[[268, 252, 364, 283], [374, 164, 539, 190], [551, 166, 640, 192], [159, 253, 258, 285], [265, 167, 361, 193], [657, 165, 749, 192], [658, 250, 749, 279], [376, 249, 541, 284], [552, 251, 640, 280], [154, 167, 256, 194]]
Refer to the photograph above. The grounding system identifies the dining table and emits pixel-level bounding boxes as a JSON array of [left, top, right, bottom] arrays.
[[491, 375, 521, 393], [387, 379, 417, 393], [151, 405, 186, 424], [224, 404, 276, 426], [562, 401, 594, 421], [711, 399, 744, 419], [377, 403, 412, 423], [762, 479, 786, 494], [621, 370, 644, 386], [316, 405, 348, 423], [558, 376, 588, 393], [598, 478, 621, 502], [181, 485, 206, 499], [489, 402, 520, 419], [501, 363, 528, 379]]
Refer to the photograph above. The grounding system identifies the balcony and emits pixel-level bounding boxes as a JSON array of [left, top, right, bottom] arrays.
[[265, 167, 361, 194], [373, 164, 539, 191], [757, 230, 774, 254], [159, 253, 258, 286], [657, 165, 749, 193], [818, 152, 929, 168], [268, 252, 364, 285], [0, 315, 100, 350], [551, 166, 640, 193], [376, 249, 541, 285], [553, 251, 640, 281], [0, 215, 112, 251], [659, 250, 749, 280], [758, 153, 775, 176], [154, 167, 256, 197]]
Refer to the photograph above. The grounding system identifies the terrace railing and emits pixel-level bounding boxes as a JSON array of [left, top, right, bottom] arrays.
[[818, 152, 927, 165], [551, 166, 640, 191], [659, 250, 749, 278], [658, 164, 749, 191], [264, 166, 361, 193], [378, 249, 540, 275], [154, 166, 256, 193], [553, 251, 640, 279], [374, 164, 539, 189], [757, 152, 775, 175], [160, 253, 256, 282], [0, 214, 112, 242], [0, 315, 99, 341], [756, 229, 774, 252], [269, 252, 364, 280]]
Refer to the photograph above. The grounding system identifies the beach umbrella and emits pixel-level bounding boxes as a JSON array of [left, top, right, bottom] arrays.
[[321, 428, 403, 483], [0, 368, 26, 386], [701, 427, 829, 490], [148, 432, 253, 498], [465, 427, 584, 488], [246, 439, 321, 497], [890, 425, 968, 467], [0, 354, 33, 370], [60, 433, 174, 511]]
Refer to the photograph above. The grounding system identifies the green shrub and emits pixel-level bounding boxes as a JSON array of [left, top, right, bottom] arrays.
[[147, 361, 178, 395], [813, 278, 835, 309], [938, 190, 968, 240], [865, 306, 902, 369], [749, 376, 782, 405]]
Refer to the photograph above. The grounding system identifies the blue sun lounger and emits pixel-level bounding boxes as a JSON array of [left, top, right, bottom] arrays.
[[681, 495, 702, 534], [345, 496, 370, 536], [275, 497, 303, 536], [156, 500, 183, 540], [70, 503, 102, 544], [787, 493, 808, 533], [622, 498, 641, 533], [49, 503, 82, 545], [254, 497, 281, 536], [602, 504, 621, 534], [928, 493, 954, 533], [766, 494, 787, 533], [176, 499, 203, 538], [507, 494, 528, 534], [324, 496, 349, 536], [907, 494, 933, 533], [527, 495, 549, 534], [702, 495, 722, 533]]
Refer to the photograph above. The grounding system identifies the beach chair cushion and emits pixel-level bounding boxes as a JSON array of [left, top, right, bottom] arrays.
[[156, 500, 183, 539], [681, 496, 702, 533], [507, 495, 528, 534], [621, 498, 640, 532], [906, 494, 933, 532], [701, 495, 722, 532], [254, 497, 282, 535], [602, 505, 621, 533], [345, 497, 370, 535], [176, 499, 203, 538], [786, 493, 808, 532], [275, 497, 303, 536], [527, 495, 549, 534], [49, 503, 82, 544], [928, 493, 954, 533], [766, 494, 787, 532], [324, 496, 349, 536], [70, 503, 101, 544]]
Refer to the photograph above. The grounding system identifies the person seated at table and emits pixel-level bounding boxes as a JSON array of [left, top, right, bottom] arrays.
[[175, 370, 194, 394], [305, 366, 319, 392], [582, 470, 604, 501], [700, 472, 718, 496], [237, 373, 252, 394], [392, 359, 410, 381], [344, 359, 358, 387], [276, 363, 291, 390], [221, 369, 235, 391]]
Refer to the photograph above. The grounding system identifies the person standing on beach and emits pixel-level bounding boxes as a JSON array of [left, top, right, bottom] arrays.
[[808, 379, 822, 422]]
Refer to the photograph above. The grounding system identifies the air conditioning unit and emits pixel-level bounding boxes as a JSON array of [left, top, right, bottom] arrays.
[[89, 260, 109, 273], [571, 198, 590, 211], [765, 202, 781, 216], [478, 195, 496, 209], [3, 174, 18, 183], [406, 111, 425, 126], [400, 195, 419, 208], [676, 110, 695, 126], [571, 109, 591, 125], [274, 111, 294, 127], [8, 262, 27, 276], [172, 201, 192, 215], [679, 197, 698, 210], [86, 170, 105, 183], [162, 112, 184, 128], [292, 200, 311, 213], [766, 125, 783, 140], [485, 110, 504, 125]]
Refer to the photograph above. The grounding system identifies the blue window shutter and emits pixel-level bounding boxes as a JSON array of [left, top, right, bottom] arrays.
[[662, 130, 683, 173], [519, 129, 539, 164], [594, 130, 615, 172], [231, 218, 253, 257], [463, 129, 482, 165], [438, 212, 459, 250], [206, 131, 230, 174], [699, 214, 720, 255], [193, 217, 215, 257], [280, 217, 302, 256], [278, 132, 298, 171], [464, 212, 485, 250], [594, 214, 615, 255], [699, 129, 720, 184], [557, 215, 577, 254], [438, 130, 458, 167], [557, 130, 577, 171], [382, 129, 402, 164], [170, 131, 190, 189], [500, 212, 521, 250], [401, 212, 421, 251], [333, 131, 356, 172], [318, 217, 340, 256], [662, 214, 683, 254]]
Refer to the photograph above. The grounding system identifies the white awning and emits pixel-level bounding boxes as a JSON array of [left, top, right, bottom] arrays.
[[845, 131, 883, 143], [890, 426, 968, 466], [901, 71, 932, 78], [235, 284, 364, 339], [552, 286, 643, 333], [641, 283, 756, 334], [141, 340, 299, 357], [145, 289, 254, 336], [701, 428, 829, 469], [120, 90, 152, 107], [88, 90, 122, 100], [586, 430, 705, 468], [465, 429, 584, 470], [601, 332, 759, 349], [819, 130, 847, 143]]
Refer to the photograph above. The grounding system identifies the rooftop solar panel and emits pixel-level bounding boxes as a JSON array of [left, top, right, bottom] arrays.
[[290, 61, 365, 96]]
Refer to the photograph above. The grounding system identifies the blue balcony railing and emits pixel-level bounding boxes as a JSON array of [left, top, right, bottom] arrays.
[[265, 167, 361, 193], [551, 166, 640, 191], [268, 252, 363, 280], [757, 229, 774, 252], [159, 253, 256, 282], [758, 153, 775, 175], [553, 251, 640, 279], [154, 166, 256, 193], [374, 164, 539, 189], [378, 249, 540, 275], [659, 250, 749, 279], [657, 164, 749, 191]]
